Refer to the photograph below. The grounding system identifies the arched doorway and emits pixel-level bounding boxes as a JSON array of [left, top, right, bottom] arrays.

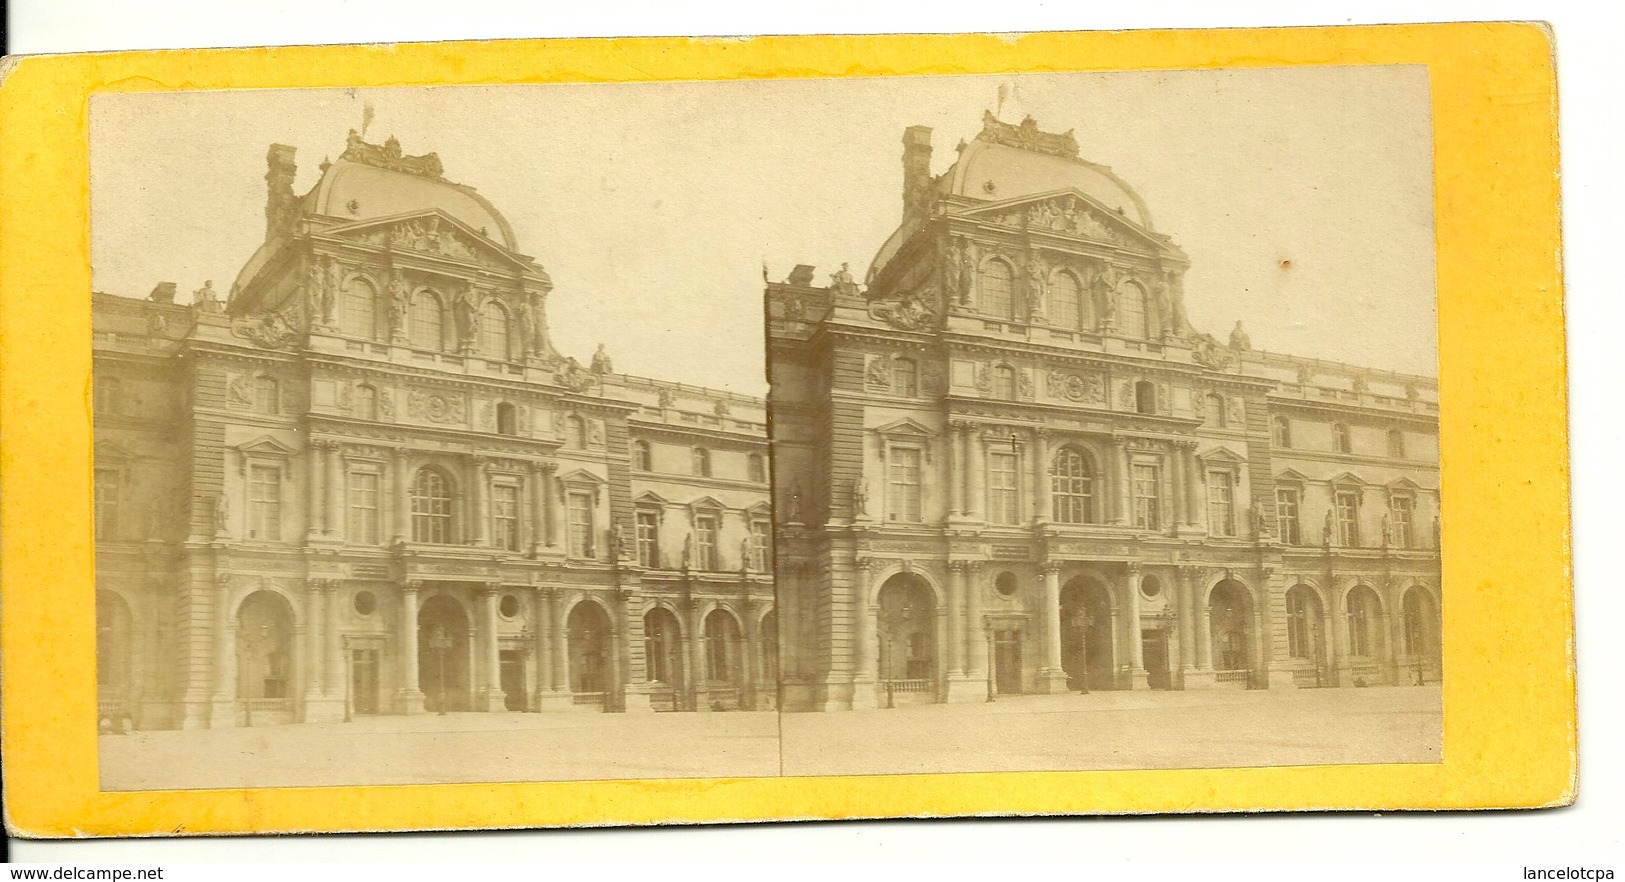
[[643, 607, 685, 710], [1285, 584, 1327, 686], [703, 609, 744, 709], [567, 600, 613, 707], [417, 594, 471, 713], [876, 574, 937, 698], [96, 590, 134, 727], [1208, 580, 1253, 684], [1344, 584, 1386, 686], [759, 610, 779, 687], [236, 590, 296, 721], [1401, 586, 1440, 683], [1060, 576, 1115, 691]]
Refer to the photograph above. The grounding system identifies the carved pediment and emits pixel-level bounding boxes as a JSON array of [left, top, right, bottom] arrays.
[[1197, 445, 1246, 465], [556, 468, 608, 486], [687, 495, 727, 514], [956, 188, 1164, 249], [1275, 468, 1313, 484], [322, 210, 527, 270], [872, 417, 935, 438], [236, 436, 297, 457], [634, 491, 671, 507]]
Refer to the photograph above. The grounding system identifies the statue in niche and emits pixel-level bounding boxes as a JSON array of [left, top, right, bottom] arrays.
[[610, 524, 627, 562], [304, 262, 326, 325], [387, 272, 410, 338], [1381, 512, 1393, 547], [1323, 509, 1335, 546], [517, 299, 539, 356], [1094, 271, 1117, 329], [590, 342, 613, 375], [213, 493, 229, 537], [958, 242, 978, 306], [681, 534, 694, 571], [1023, 250, 1047, 322], [942, 241, 963, 302], [323, 259, 342, 326], [1230, 320, 1252, 352], [830, 262, 860, 298], [1152, 279, 1174, 335], [193, 280, 222, 314], [451, 285, 479, 347], [741, 538, 753, 572], [852, 473, 869, 517]]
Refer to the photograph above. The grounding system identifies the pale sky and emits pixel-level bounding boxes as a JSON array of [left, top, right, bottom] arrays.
[[90, 66, 1437, 392]]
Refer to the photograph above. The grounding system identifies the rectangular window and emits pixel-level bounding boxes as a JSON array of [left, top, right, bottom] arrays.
[[248, 464, 281, 540], [695, 515, 719, 571], [749, 519, 771, 571], [1335, 490, 1360, 546], [635, 510, 660, 568], [1133, 463, 1161, 531], [346, 469, 380, 544], [988, 451, 1020, 525], [1207, 470, 1235, 537], [887, 447, 923, 523], [1276, 487, 1301, 546], [491, 483, 520, 551], [1390, 496, 1414, 548], [566, 491, 594, 558], [94, 469, 119, 540]]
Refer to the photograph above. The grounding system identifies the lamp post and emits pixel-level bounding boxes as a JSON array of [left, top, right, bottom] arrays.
[[429, 624, 452, 716], [1068, 607, 1093, 695], [877, 596, 915, 710], [984, 625, 995, 703]]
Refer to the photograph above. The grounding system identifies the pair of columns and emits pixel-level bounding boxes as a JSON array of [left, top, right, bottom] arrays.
[[393, 580, 515, 713], [1109, 439, 1202, 530]]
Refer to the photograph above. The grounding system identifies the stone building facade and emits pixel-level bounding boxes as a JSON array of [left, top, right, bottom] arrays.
[[767, 113, 1442, 712], [94, 133, 774, 730]]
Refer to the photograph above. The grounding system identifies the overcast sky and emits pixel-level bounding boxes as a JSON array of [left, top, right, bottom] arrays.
[[90, 66, 1436, 392]]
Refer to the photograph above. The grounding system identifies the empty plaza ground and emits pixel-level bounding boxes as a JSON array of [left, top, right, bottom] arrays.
[[100, 685, 1440, 790]]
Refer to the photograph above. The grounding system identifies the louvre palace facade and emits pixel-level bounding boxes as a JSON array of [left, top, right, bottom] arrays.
[[767, 113, 1442, 712], [94, 132, 774, 730]]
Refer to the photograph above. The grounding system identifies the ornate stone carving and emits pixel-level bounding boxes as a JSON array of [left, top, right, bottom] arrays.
[[867, 278, 938, 331], [386, 271, 410, 340], [1016, 368, 1035, 401], [1045, 369, 1106, 405], [588, 420, 605, 447], [1117, 380, 1136, 409], [227, 374, 252, 408], [974, 362, 993, 393], [1297, 364, 1315, 386], [451, 284, 479, 349], [590, 343, 613, 375], [213, 493, 229, 537], [1023, 195, 1124, 243], [232, 308, 300, 350], [377, 389, 395, 419], [342, 131, 446, 179], [852, 472, 870, 517], [1229, 320, 1252, 352], [335, 382, 354, 414], [193, 280, 222, 314], [554, 357, 596, 393], [921, 362, 945, 395], [1023, 250, 1047, 323], [713, 400, 730, 418], [977, 111, 1080, 159], [656, 387, 676, 408], [1225, 397, 1245, 426], [405, 389, 467, 424], [1351, 376, 1369, 395], [1191, 333, 1236, 370], [830, 262, 861, 298], [865, 354, 893, 390]]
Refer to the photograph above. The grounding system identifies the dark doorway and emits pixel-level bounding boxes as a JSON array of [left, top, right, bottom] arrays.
[[1060, 576, 1115, 691], [418, 594, 471, 712], [567, 601, 612, 702], [994, 629, 1023, 694], [352, 648, 380, 714], [499, 649, 526, 711], [1142, 630, 1171, 690]]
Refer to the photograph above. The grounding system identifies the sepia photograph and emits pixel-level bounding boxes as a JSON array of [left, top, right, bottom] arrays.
[[90, 67, 1441, 792]]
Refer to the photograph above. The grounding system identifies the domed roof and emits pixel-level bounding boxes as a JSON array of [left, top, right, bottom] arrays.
[[945, 119, 1151, 228], [306, 157, 517, 251]]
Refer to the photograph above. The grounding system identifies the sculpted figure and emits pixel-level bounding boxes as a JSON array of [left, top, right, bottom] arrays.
[[852, 474, 869, 516], [452, 285, 479, 347], [304, 263, 325, 323], [1323, 509, 1335, 546], [591, 343, 613, 375], [387, 273, 410, 338], [214, 493, 229, 536], [681, 534, 694, 571], [830, 262, 860, 298], [942, 241, 963, 301], [517, 300, 539, 356], [323, 259, 342, 325], [1230, 320, 1252, 352], [957, 243, 977, 306], [193, 280, 221, 313]]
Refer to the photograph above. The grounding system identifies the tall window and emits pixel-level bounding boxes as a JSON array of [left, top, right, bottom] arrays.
[[247, 464, 282, 540], [644, 611, 672, 684], [253, 376, 280, 415], [988, 451, 1020, 525], [749, 520, 771, 571], [887, 447, 923, 523], [1276, 487, 1302, 546], [1286, 589, 1315, 659], [491, 483, 520, 551], [479, 301, 511, 359], [747, 452, 766, 483], [1387, 429, 1406, 459], [635, 510, 660, 568], [565, 415, 587, 449], [346, 469, 380, 544], [411, 468, 453, 544], [1132, 463, 1161, 531], [1333, 423, 1352, 454], [705, 613, 737, 682], [1390, 495, 1414, 548], [566, 491, 594, 558], [1051, 448, 1094, 524], [633, 440, 653, 471], [354, 384, 377, 421], [1135, 380, 1156, 415], [1050, 271, 1085, 330], [694, 515, 719, 570], [1272, 415, 1292, 448], [692, 447, 712, 478], [992, 365, 1017, 400], [892, 357, 918, 397], [1118, 283, 1148, 339], [1335, 489, 1360, 546], [979, 259, 1016, 320], [94, 469, 119, 540], [495, 402, 517, 435], [409, 290, 444, 351], [1207, 470, 1235, 537], [1206, 393, 1227, 427], [341, 277, 377, 340], [1347, 589, 1375, 656]]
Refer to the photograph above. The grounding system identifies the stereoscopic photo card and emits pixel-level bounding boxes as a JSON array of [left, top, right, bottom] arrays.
[[0, 24, 1572, 836]]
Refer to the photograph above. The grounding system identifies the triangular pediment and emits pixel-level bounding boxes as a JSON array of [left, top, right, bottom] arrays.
[[744, 501, 773, 518], [1197, 445, 1246, 465], [955, 188, 1168, 250], [556, 468, 607, 486], [1330, 471, 1367, 487], [320, 209, 530, 270], [872, 417, 935, 437], [1275, 467, 1313, 484], [687, 495, 727, 513], [236, 436, 297, 457], [1386, 477, 1423, 493], [93, 439, 137, 462], [634, 491, 670, 507]]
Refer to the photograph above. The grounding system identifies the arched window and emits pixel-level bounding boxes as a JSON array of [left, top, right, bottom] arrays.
[[1051, 447, 1095, 524], [704, 610, 742, 683], [632, 440, 653, 471], [1346, 586, 1380, 657], [1135, 380, 1156, 415], [979, 258, 1016, 320], [992, 364, 1017, 400], [409, 290, 445, 352], [1286, 586, 1321, 660], [355, 384, 377, 421], [1050, 271, 1086, 330], [340, 276, 378, 340], [479, 300, 511, 360], [1117, 282, 1150, 339], [1333, 422, 1352, 454], [495, 402, 517, 436], [411, 468, 454, 544], [1205, 392, 1227, 427], [692, 447, 712, 478], [892, 357, 918, 397], [564, 415, 587, 449], [253, 376, 280, 415], [1272, 415, 1292, 448], [747, 452, 766, 483]]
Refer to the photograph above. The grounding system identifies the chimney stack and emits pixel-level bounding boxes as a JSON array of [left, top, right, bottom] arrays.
[[901, 126, 934, 216], [264, 144, 298, 242]]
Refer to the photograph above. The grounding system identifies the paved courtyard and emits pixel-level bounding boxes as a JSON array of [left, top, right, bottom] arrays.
[[100, 684, 1440, 791]]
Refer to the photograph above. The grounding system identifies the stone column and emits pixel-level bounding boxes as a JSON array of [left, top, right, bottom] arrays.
[[322, 581, 342, 696], [1195, 576, 1212, 670], [1038, 562, 1067, 693], [549, 590, 567, 693], [1327, 577, 1346, 686], [302, 580, 325, 708], [852, 558, 879, 708], [326, 442, 344, 540], [544, 464, 562, 547], [1177, 566, 1198, 674], [1033, 428, 1051, 522], [396, 581, 424, 714], [1126, 563, 1145, 688], [1183, 443, 1202, 530], [308, 442, 326, 539], [471, 457, 489, 547], [947, 421, 965, 517], [946, 562, 966, 676], [1170, 443, 1186, 533], [393, 448, 411, 543], [477, 583, 506, 711], [529, 463, 548, 556], [688, 601, 710, 713], [964, 563, 987, 680], [208, 574, 237, 727], [965, 428, 985, 521], [1114, 438, 1133, 525], [531, 587, 550, 710]]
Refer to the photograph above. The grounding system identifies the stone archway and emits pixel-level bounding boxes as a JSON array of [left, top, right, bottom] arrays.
[[1286, 584, 1328, 686], [643, 606, 685, 710], [1208, 579, 1253, 684], [875, 573, 937, 698], [96, 590, 135, 727], [1401, 586, 1441, 683], [236, 590, 296, 721], [1060, 575, 1116, 691], [418, 594, 471, 712], [567, 600, 613, 706]]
